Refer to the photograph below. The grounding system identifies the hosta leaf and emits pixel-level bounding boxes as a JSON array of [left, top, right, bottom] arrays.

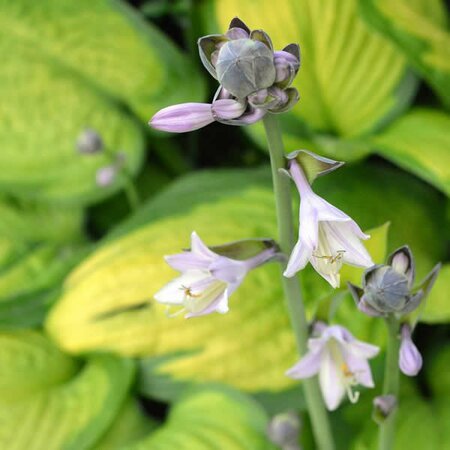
[[0, 330, 79, 403], [0, 0, 203, 204], [361, 0, 450, 107], [427, 344, 450, 395], [371, 109, 450, 196], [46, 163, 446, 397], [0, 243, 86, 328], [208, 0, 417, 142], [0, 197, 84, 243], [127, 387, 275, 450], [420, 264, 450, 323], [93, 398, 157, 450], [0, 330, 134, 450]]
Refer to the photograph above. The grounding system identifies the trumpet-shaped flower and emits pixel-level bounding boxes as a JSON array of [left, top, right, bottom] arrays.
[[286, 324, 379, 411], [154, 232, 277, 318], [284, 154, 373, 287]]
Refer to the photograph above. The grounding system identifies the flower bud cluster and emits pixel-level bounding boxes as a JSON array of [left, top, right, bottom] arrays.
[[348, 246, 440, 317], [200, 17, 300, 124], [149, 18, 301, 133]]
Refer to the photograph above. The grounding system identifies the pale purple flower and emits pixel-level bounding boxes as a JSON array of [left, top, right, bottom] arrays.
[[154, 232, 276, 318], [286, 324, 379, 411], [149, 18, 300, 133], [399, 323, 422, 376], [284, 156, 373, 287]]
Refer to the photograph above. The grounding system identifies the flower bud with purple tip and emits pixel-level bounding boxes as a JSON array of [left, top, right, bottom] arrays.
[[348, 246, 441, 317], [149, 17, 301, 133], [373, 395, 397, 424], [399, 323, 423, 376]]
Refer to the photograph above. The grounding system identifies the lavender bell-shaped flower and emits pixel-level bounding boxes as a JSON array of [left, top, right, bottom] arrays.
[[286, 323, 379, 411], [154, 232, 278, 318], [283, 150, 373, 288], [149, 17, 301, 133], [348, 246, 441, 317], [399, 323, 423, 376]]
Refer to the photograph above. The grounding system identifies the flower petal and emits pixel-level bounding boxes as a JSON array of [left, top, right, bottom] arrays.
[[286, 347, 323, 379], [319, 349, 346, 411], [323, 222, 373, 268], [283, 239, 312, 278], [154, 270, 211, 305], [164, 252, 210, 272], [190, 232, 216, 259], [209, 256, 247, 284]]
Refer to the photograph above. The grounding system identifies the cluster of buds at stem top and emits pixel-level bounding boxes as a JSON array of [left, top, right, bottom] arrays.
[[286, 322, 379, 411], [282, 150, 374, 288], [154, 232, 279, 318], [149, 17, 300, 133], [348, 246, 441, 377], [348, 246, 441, 317]]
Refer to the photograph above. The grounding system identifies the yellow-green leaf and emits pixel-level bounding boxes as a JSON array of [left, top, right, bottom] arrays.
[[0, 330, 134, 450], [94, 398, 157, 450], [421, 263, 450, 323], [127, 387, 275, 450], [361, 0, 450, 107], [208, 0, 416, 141], [372, 109, 450, 196], [0, 0, 203, 205]]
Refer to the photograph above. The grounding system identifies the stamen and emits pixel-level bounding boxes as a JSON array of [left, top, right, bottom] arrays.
[[313, 250, 346, 264], [179, 285, 202, 298], [346, 385, 360, 404]]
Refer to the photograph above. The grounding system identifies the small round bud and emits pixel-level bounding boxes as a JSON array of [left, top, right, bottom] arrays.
[[96, 165, 117, 187], [216, 39, 276, 99], [76, 128, 103, 154], [373, 395, 397, 424], [267, 411, 301, 449], [362, 266, 410, 314]]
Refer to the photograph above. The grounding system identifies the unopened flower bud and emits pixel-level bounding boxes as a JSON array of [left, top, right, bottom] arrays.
[[150, 103, 214, 133], [96, 165, 117, 187], [399, 324, 422, 376], [216, 39, 276, 99], [76, 128, 103, 154], [348, 246, 441, 317], [373, 395, 397, 424], [211, 99, 247, 121], [267, 412, 301, 450]]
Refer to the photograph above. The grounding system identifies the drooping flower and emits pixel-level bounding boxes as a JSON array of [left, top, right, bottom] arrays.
[[399, 323, 422, 376], [283, 151, 373, 287], [154, 232, 277, 318], [286, 324, 379, 411], [149, 18, 300, 133], [348, 246, 441, 317]]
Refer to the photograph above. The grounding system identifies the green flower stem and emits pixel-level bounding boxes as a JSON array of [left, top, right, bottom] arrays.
[[122, 173, 140, 212], [262, 114, 335, 450], [378, 315, 401, 450]]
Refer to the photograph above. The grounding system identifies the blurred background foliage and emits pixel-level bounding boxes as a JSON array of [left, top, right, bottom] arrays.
[[0, 0, 448, 449]]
